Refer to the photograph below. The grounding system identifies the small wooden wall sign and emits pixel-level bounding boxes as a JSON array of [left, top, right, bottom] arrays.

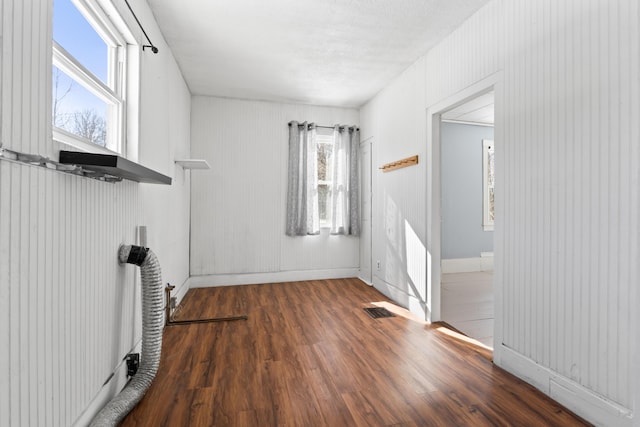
[[380, 155, 419, 173]]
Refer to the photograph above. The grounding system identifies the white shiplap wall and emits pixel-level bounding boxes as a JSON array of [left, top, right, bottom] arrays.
[[0, 163, 140, 427], [360, 56, 429, 317], [190, 96, 360, 284], [361, 0, 639, 424], [0, 0, 192, 425]]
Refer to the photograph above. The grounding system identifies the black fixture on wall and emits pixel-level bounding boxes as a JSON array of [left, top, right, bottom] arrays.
[[124, 0, 159, 54]]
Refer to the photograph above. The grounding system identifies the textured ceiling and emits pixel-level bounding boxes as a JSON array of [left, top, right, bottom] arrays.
[[146, 0, 490, 107]]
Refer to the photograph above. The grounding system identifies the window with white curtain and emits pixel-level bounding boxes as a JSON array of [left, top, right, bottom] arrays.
[[52, 0, 133, 154], [286, 122, 360, 236]]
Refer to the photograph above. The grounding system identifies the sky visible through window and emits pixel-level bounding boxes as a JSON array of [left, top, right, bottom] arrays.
[[53, 0, 109, 145]]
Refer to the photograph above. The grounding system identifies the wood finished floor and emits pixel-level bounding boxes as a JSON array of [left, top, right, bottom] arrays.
[[121, 278, 590, 427]]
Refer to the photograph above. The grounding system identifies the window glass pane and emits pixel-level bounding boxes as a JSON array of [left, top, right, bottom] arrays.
[[318, 184, 330, 222], [53, 66, 108, 147], [489, 188, 495, 222], [317, 143, 333, 181], [53, 0, 108, 83], [487, 146, 495, 221]]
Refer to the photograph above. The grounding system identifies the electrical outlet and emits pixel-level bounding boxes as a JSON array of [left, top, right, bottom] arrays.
[[170, 297, 177, 309], [376, 260, 381, 270]]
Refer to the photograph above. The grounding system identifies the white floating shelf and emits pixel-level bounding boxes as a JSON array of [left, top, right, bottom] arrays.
[[175, 159, 211, 170]]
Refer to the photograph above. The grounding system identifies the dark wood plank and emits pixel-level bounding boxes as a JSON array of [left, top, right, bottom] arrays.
[[120, 278, 591, 427]]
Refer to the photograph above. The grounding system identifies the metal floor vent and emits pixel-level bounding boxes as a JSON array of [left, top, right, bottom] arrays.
[[364, 307, 396, 319]]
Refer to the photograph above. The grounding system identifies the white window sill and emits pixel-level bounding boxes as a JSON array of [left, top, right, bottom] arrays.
[[483, 223, 494, 231]]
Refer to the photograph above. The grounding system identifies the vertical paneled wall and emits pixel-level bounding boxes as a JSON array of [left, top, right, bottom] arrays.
[[0, 163, 140, 427], [359, 56, 429, 315], [0, 0, 51, 157], [0, 0, 192, 425], [136, 0, 193, 301], [190, 96, 360, 280], [361, 0, 639, 423], [495, 0, 639, 411]]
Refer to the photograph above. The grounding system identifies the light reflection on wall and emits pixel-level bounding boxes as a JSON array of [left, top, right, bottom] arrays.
[[405, 219, 427, 306], [378, 189, 429, 319]]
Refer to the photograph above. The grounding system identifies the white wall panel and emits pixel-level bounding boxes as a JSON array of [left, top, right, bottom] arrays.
[[137, 2, 192, 299], [190, 96, 359, 279], [0, 0, 192, 425], [1, 162, 140, 426], [360, 56, 428, 315], [361, 0, 639, 423]]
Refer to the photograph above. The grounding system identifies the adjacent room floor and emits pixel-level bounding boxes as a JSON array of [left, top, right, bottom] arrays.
[[121, 278, 587, 426], [441, 271, 494, 348]]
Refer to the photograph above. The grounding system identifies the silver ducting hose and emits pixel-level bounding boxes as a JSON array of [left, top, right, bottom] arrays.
[[90, 245, 164, 427]]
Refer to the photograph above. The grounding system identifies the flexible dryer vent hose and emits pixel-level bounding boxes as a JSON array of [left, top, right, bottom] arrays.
[[90, 245, 164, 427]]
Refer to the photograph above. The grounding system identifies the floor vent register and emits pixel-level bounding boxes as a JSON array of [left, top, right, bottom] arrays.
[[364, 307, 396, 319]]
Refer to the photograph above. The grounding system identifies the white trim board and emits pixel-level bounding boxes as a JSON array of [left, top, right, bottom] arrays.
[[357, 275, 373, 286], [173, 277, 191, 304], [441, 255, 494, 273], [72, 340, 142, 426], [188, 268, 360, 287], [496, 345, 634, 427]]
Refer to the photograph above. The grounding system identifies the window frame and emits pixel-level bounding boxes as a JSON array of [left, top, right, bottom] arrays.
[[52, 0, 133, 155], [482, 139, 495, 231]]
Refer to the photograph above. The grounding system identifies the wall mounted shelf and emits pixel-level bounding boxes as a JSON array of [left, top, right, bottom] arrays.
[[380, 155, 419, 173], [59, 151, 172, 185], [175, 159, 211, 170]]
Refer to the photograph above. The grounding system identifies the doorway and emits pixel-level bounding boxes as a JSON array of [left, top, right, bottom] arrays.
[[359, 138, 373, 285], [439, 92, 494, 347], [426, 73, 501, 349]]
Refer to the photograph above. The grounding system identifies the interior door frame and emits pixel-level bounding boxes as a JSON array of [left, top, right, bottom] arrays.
[[425, 72, 502, 348], [358, 137, 373, 285]]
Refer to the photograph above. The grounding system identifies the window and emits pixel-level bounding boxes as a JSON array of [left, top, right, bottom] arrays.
[[482, 139, 495, 231], [316, 129, 334, 226], [285, 122, 359, 237], [52, 0, 132, 154]]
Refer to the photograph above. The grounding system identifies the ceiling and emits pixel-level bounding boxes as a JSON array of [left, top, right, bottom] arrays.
[[441, 91, 494, 125], [146, 0, 490, 107]]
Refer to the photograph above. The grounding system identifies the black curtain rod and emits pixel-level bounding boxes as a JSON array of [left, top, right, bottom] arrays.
[[288, 122, 359, 131], [124, 0, 158, 54]]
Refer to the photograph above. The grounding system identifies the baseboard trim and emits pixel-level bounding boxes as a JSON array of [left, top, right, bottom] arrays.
[[496, 344, 633, 426], [357, 275, 373, 286], [441, 255, 494, 273], [174, 276, 190, 305], [371, 277, 428, 320], [72, 340, 142, 427], [188, 268, 360, 287]]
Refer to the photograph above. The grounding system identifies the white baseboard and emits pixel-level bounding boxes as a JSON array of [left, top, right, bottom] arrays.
[[371, 277, 428, 320], [441, 254, 494, 273], [357, 274, 373, 286], [72, 340, 142, 427], [496, 344, 634, 427], [188, 268, 360, 288], [173, 276, 190, 305]]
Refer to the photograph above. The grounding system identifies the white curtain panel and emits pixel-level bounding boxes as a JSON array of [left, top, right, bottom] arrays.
[[286, 121, 319, 235], [330, 125, 360, 235]]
